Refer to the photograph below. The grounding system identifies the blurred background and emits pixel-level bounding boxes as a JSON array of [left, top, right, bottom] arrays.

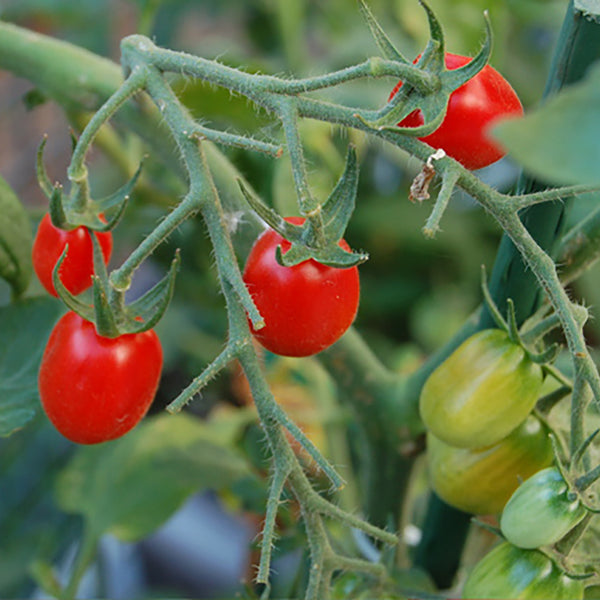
[[0, 0, 589, 598]]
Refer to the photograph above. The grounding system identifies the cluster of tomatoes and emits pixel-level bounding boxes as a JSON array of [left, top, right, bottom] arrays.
[[420, 329, 588, 598], [33, 216, 163, 445], [33, 212, 360, 444]]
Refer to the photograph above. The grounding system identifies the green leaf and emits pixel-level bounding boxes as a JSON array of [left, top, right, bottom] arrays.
[[54, 413, 253, 542], [493, 62, 600, 186], [0, 298, 63, 436], [0, 176, 33, 297]]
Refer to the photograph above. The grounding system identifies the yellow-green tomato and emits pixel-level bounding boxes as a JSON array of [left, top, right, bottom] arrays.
[[420, 329, 543, 448], [462, 542, 584, 599], [427, 414, 553, 515], [500, 466, 587, 549]]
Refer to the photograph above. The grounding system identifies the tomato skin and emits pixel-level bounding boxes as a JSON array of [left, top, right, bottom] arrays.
[[32, 213, 113, 297], [427, 414, 553, 515], [500, 466, 587, 549], [242, 217, 360, 357], [462, 542, 584, 600], [391, 53, 524, 170], [39, 312, 163, 444], [420, 329, 543, 448]]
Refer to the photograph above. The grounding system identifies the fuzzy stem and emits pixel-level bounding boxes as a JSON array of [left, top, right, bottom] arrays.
[[68, 67, 147, 186]]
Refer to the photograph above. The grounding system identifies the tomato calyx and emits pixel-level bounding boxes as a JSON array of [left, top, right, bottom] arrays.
[[37, 138, 177, 337], [355, 0, 492, 136], [481, 267, 560, 367], [37, 135, 141, 233], [53, 238, 180, 338], [238, 145, 368, 269]]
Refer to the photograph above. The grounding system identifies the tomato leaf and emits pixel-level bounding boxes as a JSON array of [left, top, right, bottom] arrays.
[[54, 413, 253, 542], [0, 298, 63, 436], [493, 62, 600, 185], [0, 176, 33, 297]]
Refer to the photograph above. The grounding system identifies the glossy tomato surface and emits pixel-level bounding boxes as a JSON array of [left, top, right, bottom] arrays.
[[39, 311, 163, 444], [420, 329, 543, 448], [500, 466, 587, 549], [32, 213, 113, 296], [242, 217, 360, 357], [462, 542, 584, 600], [391, 53, 523, 170], [427, 414, 553, 515]]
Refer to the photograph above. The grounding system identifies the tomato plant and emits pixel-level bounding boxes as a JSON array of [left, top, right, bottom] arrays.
[[2, 1, 600, 599], [32, 213, 113, 297], [427, 414, 553, 515], [419, 329, 544, 448], [390, 53, 524, 170], [462, 542, 584, 600], [242, 217, 360, 357], [500, 466, 587, 549], [38, 311, 163, 444]]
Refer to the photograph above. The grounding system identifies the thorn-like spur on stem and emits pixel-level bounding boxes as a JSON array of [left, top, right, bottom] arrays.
[[480, 265, 509, 331], [304, 484, 398, 546], [422, 154, 459, 237], [167, 344, 241, 413], [188, 128, 283, 157], [256, 461, 292, 585], [270, 399, 345, 490]]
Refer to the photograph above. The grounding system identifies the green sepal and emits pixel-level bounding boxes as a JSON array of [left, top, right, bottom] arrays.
[[51, 246, 96, 322], [279, 146, 368, 268], [506, 298, 520, 344], [36, 136, 53, 199], [359, 7, 492, 135], [123, 250, 181, 333], [417, 0, 445, 70], [357, 0, 409, 64], [529, 342, 561, 365], [549, 432, 571, 484], [240, 148, 368, 268], [237, 178, 303, 243], [575, 463, 600, 495], [92, 274, 120, 338], [90, 231, 121, 337], [275, 240, 367, 269], [480, 265, 509, 332], [320, 145, 360, 243], [572, 428, 600, 468], [48, 184, 70, 230], [472, 517, 503, 539], [87, 160, 143, 231]]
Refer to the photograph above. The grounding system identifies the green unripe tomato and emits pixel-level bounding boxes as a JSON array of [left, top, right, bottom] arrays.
[[462, 542, 584, 599], [427, 414, 553, 515], [500, 466, 587, 549], [420, 329, 543, 448]]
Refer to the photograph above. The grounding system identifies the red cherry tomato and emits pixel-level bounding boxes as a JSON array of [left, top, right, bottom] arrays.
[[32, 213, 113, 297], [242, 217, 360, 357], [390, 53, 524, 170], [39, 311, 163, 444]]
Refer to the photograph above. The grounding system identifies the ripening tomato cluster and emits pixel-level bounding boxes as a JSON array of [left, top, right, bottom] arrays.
[[420, 329, 589, 598], [242, 217, 360, 358], [420, 328, 550, 515], [391, 52, 524, 170], [33, 214, 163, 444]]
